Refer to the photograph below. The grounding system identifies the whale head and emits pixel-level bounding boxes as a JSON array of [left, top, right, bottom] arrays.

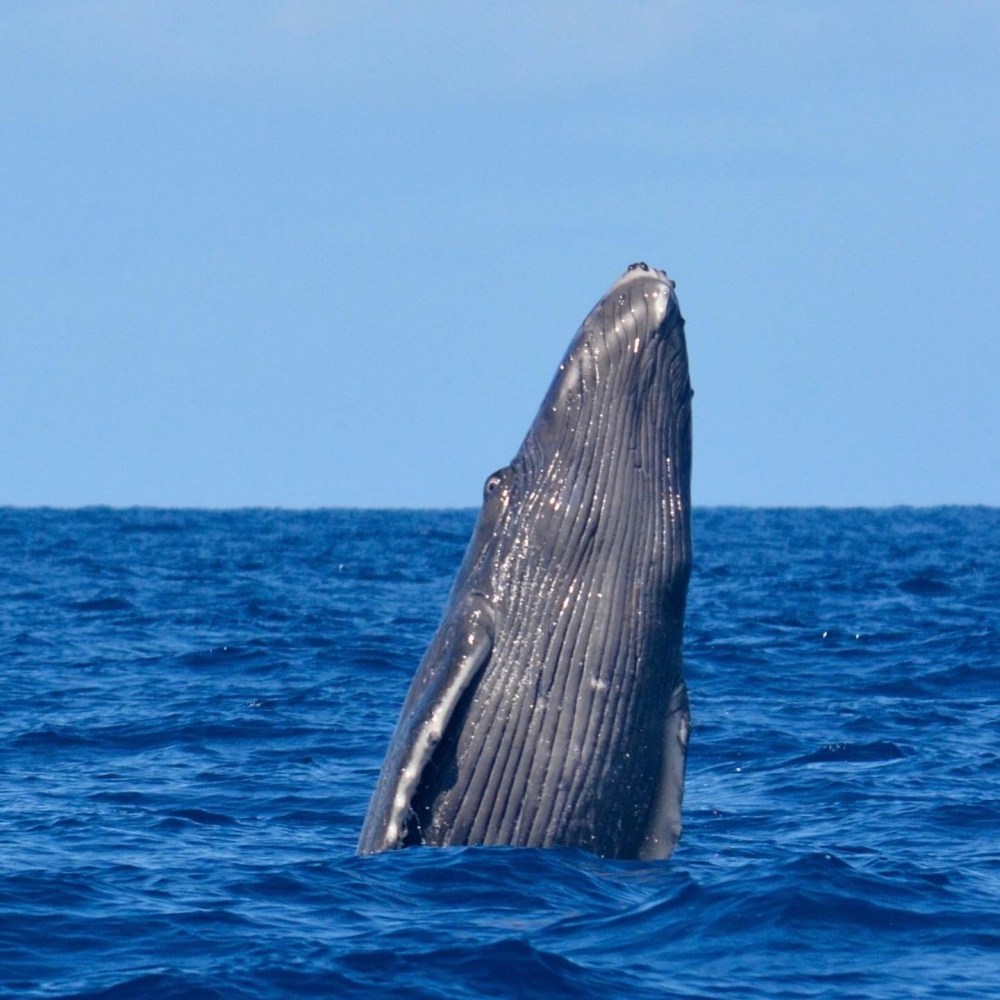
[[459, 261, 692, 624]]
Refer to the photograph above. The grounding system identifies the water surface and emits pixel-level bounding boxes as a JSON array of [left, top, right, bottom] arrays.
[[1, 507, 997, 998]]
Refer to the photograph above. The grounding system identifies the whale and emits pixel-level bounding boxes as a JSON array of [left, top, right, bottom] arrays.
[[358, 262, 693, 860]]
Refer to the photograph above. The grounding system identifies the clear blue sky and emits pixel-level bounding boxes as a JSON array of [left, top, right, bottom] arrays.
[[3, 3, 998, 508]]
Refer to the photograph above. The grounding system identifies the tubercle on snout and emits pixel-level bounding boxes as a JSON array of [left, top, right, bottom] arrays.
[[626, 261, 673, 284], [619, 262, 675, 287], [604, 268, 677, 327]]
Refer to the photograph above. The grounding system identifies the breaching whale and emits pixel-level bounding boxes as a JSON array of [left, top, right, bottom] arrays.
[[358, 262, 693, 860]]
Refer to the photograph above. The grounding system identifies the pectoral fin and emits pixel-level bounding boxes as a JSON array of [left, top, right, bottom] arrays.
[[638, 679, 690, 861], [357, 609, 494, 855]]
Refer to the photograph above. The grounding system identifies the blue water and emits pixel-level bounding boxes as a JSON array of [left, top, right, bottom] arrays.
[[1, 506, 997, 999]]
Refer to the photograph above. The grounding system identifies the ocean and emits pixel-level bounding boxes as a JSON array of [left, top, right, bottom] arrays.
[[1, 506, 997, 999]]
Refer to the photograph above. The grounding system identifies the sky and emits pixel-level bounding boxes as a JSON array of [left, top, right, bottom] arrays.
[[2, 2, 998, 509]]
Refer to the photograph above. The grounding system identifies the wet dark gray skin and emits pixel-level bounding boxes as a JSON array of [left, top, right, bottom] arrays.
[[358, 262, 692, 860]]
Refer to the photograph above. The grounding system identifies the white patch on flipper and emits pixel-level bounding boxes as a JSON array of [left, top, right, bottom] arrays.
[[382, 620, 493, 848]]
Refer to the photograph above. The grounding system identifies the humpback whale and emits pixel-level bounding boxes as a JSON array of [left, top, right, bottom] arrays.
[[359, 262, 693, 860]]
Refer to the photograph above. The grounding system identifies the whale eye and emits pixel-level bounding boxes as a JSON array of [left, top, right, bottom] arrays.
[[483, 470, 505, 499]]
